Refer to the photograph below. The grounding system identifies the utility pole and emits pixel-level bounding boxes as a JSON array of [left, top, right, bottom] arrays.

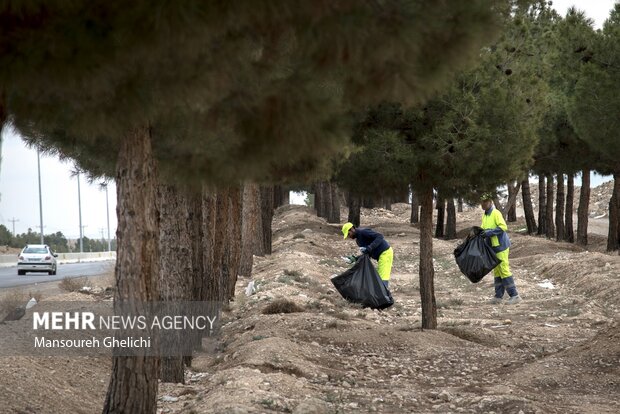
[[80, 225, 87, 252], [8, 217, 19, 236], [105, 184, 111, 252], [77, 171, 84, 253], [37, 148, 44, 244]]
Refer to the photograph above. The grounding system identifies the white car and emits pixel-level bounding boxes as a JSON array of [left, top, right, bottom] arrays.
[[17, 244, 58, 275]]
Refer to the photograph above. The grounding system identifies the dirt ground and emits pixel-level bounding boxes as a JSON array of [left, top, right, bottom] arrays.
[[1, 203, 619, 414]]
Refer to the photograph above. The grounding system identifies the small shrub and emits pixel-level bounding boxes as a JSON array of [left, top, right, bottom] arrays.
[[305, 300, 323, 311], [28, 291, 44, 303], [59, 276, 89, 292], [292, 234, 306, 239], [0, 289, 28, 318], [326, 321, 339, 329], [328, 311, 351, 321], [284, 269, 303, 278], [262, 299, 304, 315]]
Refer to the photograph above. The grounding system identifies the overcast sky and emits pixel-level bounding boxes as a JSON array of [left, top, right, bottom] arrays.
[[0, 1, 617, 238]]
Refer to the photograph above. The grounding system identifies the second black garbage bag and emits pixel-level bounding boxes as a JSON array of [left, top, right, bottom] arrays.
[[331, 254, 394, 310], [454, 226, 501, 283]]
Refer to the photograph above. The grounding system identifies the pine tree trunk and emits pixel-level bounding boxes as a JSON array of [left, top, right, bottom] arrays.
[[327, 182, 341, 223], [537, 175, 546, 236], [226, 187, 243, 300], [457, 197, 463, 213], [419, 186, 437, 330], [435, 195, 445, 238], [410, 188, 419, 224], [201, 191, 217, 301], [103, 126, 160, 414], [347, 192, 361, 227], [273, 185, 290, 208], [187, 191, 204, 353], [281, 188, 290, 206], [545, 174, 555, 239], [555, 174, 565, 242], [607, 174, 620, 252], [577, 169, 590, 246], [260, 185, 274, 255], [445, 198, 457, 240], [240, 183, 263, 276], [362, 197, 375, 209], [157, 185, 192, 384], [384, 196, 392, 211], [314, 181, 331, 220], [565, 174, 575, 243], [506, 182, 518, 222], [522, 179, 537, 235], [313, 183, 323, 217], [203, 189, 229, 304]]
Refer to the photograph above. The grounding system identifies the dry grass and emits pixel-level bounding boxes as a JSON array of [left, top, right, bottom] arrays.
[[58, 276, 90, 292], [0, 289, 42, 319], [262, 298, 305, 315]]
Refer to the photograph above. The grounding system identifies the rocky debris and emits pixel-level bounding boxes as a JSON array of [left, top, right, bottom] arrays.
[[1, 203, 619, 414]]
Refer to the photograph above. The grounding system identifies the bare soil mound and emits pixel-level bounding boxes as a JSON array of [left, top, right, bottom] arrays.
[[1, 203, 618, 413]]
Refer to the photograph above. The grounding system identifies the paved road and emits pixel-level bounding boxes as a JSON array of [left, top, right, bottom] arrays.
[[0, 261, 114, 289]]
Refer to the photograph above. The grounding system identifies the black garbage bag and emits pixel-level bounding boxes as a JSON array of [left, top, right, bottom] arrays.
[[454, 226, 501, 283], [331, 254, 394, 310]]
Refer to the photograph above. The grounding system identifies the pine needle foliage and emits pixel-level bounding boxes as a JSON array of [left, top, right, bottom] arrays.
[[1, 1, 504, 184]]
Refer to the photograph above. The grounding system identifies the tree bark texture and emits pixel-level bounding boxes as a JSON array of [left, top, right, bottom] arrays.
[[419, 186, 437, 330], [577, 169, 590, 246], [240, 183, 264, 276], [521, 179, 537, 235], [362, 197, 376, 209], [545, 174, 555, 239], [457, 197, 463, 213], [564, 174, 575, 243], [187, 191, 204, 353], [226, 186, 243, 300], [607, 174, 620, 252], [555, 174, 565, 242], [506, 181, 519, 222], [347, 192, 361, 227], [103, 126, 160, 414], [383, 197, 392, 211], [445, 198, 457, 240], [157, 185, 192, 384], [328, 182, 341, 223], [435, 196, 445, 238], [201, 191, 218, 302], [273, 185, 290, 209], [315, 181, 340, 223], [260, 185, 274, 255], [410, 188, 419, 224], [314, 181, 329, 219], [537, 175, 546, 236]]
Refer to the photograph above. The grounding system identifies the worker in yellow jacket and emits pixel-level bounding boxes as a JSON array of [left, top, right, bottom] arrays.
[[480, 193, 522, 305], [342, 222, 394, 288]]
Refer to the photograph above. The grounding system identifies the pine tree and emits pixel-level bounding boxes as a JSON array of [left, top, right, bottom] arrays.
[[1, 1, 506, 411], [569, 5, 620, 251]]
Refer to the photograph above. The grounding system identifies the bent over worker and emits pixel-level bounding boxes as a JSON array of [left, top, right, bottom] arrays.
[[342, 222, 394, 288], [480, 193, 522, 305]]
